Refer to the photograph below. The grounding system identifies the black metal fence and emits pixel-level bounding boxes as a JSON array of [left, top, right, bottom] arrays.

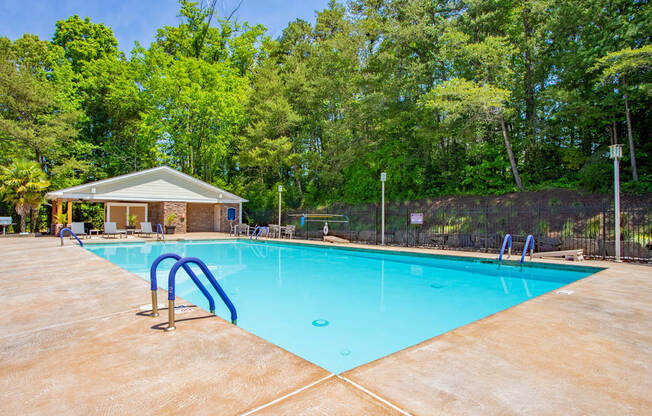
[[246, 200, 652, 261]]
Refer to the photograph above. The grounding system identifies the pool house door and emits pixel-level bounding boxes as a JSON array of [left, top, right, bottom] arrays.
[[213, 205, 221, 232]]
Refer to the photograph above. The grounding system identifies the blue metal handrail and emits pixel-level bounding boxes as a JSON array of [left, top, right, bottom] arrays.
[[149, 253, 216, 319], [156, 223, 165, 241], [60, 227, 83, 247], [255, 226, 268, 239], [249, 226, 269, 240], [498, 234, 511, 263], [167, 257, 237, 330], [521, 234, 535, 263]]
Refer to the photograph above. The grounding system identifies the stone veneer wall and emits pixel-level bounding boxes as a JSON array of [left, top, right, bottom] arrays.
[[187, 203, 213, 232], [216, 203, 239, 233], [162, 202, 187, 233], [146, 201, 239, 233]]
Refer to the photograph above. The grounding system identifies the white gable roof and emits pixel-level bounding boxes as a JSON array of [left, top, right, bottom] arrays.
[[46, 166, 247, 203]]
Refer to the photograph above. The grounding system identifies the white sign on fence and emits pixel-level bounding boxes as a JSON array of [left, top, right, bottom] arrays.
[[410, 213, 423, 225]]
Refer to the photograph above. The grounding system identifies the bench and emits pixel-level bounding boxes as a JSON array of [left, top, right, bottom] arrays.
[[532, 249, 584, 261]]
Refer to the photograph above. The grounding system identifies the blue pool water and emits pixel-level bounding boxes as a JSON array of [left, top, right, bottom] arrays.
[[86, 240, 600, 373]]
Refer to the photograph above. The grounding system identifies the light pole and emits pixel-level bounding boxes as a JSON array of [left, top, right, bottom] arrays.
[[380, 172, 386, 245], [278, 185, 282, 238], [609, 144, 622, 262]]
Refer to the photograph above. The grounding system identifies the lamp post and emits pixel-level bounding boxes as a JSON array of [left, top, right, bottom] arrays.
[[380, 172, 386, 246], [609, 144, 622, 262], [278, 185, 282, 238]]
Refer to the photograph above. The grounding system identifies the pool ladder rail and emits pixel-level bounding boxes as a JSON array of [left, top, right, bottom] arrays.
[[521, 234, 535, 264], [156, 223, 165, 240], [498, 234, 511, 263], [499, 234, 535, 264], [60, 227, 83, 247], [249, 225, 269, 240], [149, 253, 237, 331]]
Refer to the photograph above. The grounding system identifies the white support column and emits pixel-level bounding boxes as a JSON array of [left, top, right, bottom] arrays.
[[380, 172, 386, 246], [614, 157, 621, 262], [239, 202, 242, 224], [278, 185, 283, 237], [609, 144, 622, 262]]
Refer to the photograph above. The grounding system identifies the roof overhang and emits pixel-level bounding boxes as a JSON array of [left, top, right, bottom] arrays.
[[44, 166, 248, 203], [44, 194, 244, 204]]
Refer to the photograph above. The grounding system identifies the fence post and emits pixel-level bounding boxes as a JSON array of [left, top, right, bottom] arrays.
[[601, 200, 607, 260], [347, 205, 351, 241], [508, 204, 512, 234], [441, 208, 444, 235], [375, 203, 378, 245], [484, 203, 489, 253], [406, 201, 409, 247], [536, 201, 541, 235]]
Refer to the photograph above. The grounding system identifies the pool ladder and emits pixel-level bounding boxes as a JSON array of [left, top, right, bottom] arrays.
[[156, 223, 165, 240], [521, 235, 535, 263], [150, 253, 237, 331], [60, 227, 83, 247], [499, 234, 535, 264], [249, 225, 269, 240], [498, 234, 511, 263]]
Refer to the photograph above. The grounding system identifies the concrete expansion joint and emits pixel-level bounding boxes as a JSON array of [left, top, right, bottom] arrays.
[[239, 374, 336, 416], [337, 375, 413, 416]]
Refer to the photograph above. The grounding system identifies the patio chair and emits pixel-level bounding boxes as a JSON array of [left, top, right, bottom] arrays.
[[139, 222, 155, 237], [237, 223, 250, 236], [268, 224, 281, 238], [70, 222, 88, 239], [103, 222, 126, 238], [283, 225, 295, 239]]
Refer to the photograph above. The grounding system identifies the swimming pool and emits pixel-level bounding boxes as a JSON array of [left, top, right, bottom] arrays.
[[86, 240, 600, 373]]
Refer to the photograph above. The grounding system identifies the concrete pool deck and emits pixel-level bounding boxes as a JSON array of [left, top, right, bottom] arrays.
[[1, 234, 650, 415]]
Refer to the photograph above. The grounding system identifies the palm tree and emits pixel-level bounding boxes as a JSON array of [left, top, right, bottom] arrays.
[[0, 160, 50, 233], [26, 187, 47, 233]]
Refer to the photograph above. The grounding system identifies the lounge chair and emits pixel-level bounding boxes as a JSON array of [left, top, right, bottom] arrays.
[[103, 222, 126, 238], [139, 222, 155, 237], [532, 249, 584, 261], [70, 222, 88, 239]]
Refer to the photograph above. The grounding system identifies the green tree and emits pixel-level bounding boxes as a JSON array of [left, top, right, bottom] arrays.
[[421, 31, 524, 190], [52, 15, 121, 72], [594, 45, 652, 182], [0, 35, 84, 179], [154, 0, 266, 73], [78, 55, 151, 176], [0, 160, 50, 233], [136, 46, 248, 182]]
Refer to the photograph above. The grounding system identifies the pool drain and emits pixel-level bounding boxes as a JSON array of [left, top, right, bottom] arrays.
[[340, 349, 351, 356], [430, 284, 444, 289], [312, 319, 329, 327]]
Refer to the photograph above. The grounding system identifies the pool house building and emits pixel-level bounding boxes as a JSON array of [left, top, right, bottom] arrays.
[[45, 166, 246, 234]]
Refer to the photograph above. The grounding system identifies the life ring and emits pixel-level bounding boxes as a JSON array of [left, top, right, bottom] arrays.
[[323, 222, 329, 235]]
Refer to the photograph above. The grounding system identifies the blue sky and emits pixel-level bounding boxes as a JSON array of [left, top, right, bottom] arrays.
[[0, 0, 331, 53]]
